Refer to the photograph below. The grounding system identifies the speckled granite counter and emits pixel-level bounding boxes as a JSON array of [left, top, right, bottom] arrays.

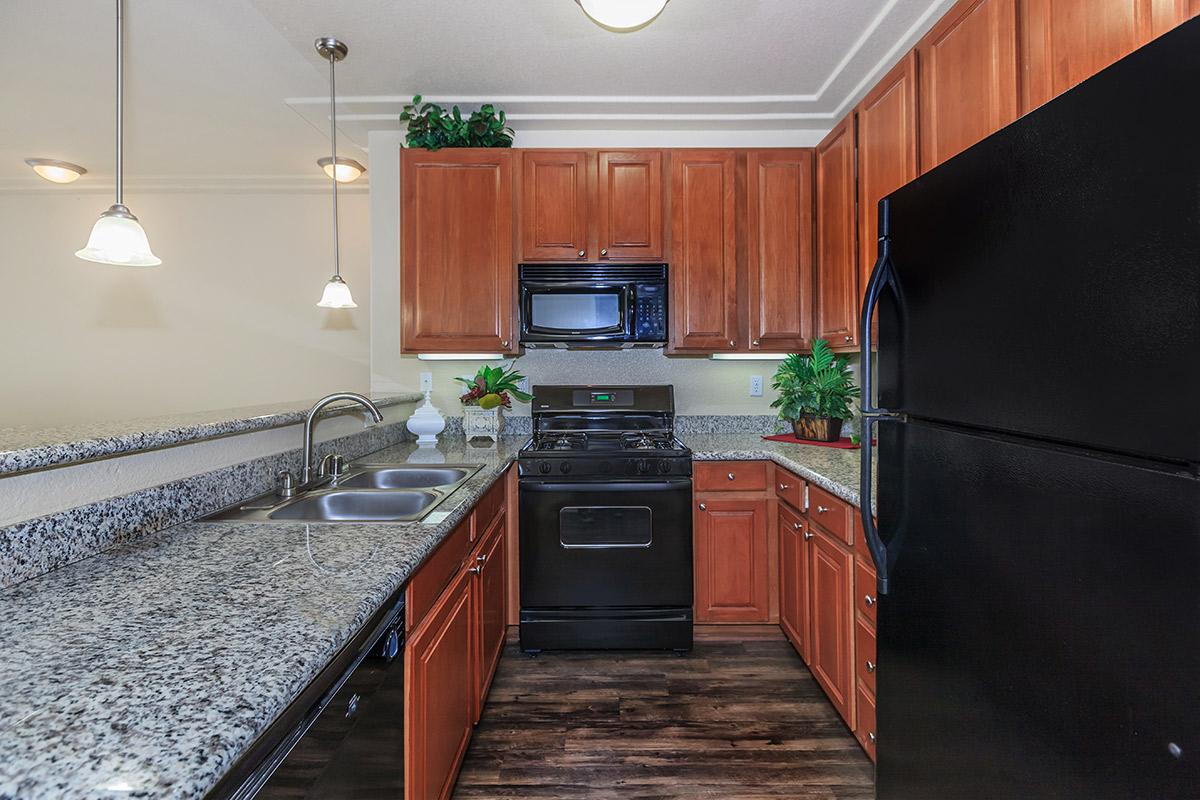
[[0, 436, 524, 800], [0, 393, 423, 477], [684, 433, 872, 511]]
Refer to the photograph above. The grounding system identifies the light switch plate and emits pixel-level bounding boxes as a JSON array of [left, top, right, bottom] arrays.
[[749, 375, 764, 397], [419, 372, 433, 393]]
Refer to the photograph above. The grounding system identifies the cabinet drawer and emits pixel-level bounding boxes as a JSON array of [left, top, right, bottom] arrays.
[[407, 515, 473, 632], [855, 614, 877, 696], [471, 477, 506, 543], [694, 461, 769, 492], [774, 465, 805, 511], [855, 683, 877, 762], [855, 558, 878, 626], [808, 484, 853, 546]]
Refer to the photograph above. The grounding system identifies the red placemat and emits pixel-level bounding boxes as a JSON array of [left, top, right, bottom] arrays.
[[762, 433, 861, 449]]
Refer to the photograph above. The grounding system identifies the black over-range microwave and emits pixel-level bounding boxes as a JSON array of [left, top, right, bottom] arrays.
[[518, 263, 668, 348]]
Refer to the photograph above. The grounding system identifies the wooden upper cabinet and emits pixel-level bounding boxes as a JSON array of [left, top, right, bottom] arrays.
[[694, 497, 770, 623], [917, 0, 1019, 170], [815, 118, 859, 350], [856, 52, 919, 301], [669, 150, 739, 352], [401, 149, 516, 354], [1020, 0, 1192, 112], [520, 150, 589, 261], [746, 149, 815, 353], [596, 151, 665, 260]]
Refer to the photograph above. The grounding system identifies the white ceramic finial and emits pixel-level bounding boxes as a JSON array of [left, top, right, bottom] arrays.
[[406, 390, 445, 445]]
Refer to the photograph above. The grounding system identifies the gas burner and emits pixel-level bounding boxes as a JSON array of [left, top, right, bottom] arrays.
[[537, 433, 588, 451], [621, 432, 672, 451]]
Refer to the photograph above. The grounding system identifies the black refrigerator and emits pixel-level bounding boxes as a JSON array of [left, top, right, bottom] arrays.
[[857, 18, 1200, 800]]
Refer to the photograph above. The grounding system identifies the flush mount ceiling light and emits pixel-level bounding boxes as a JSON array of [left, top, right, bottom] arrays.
[[25, 158, 87, 184], [317, 155, 365, 183], [576, 0, 669, 31], [76, 0, 160, 267], [315, 37, 357, 309]]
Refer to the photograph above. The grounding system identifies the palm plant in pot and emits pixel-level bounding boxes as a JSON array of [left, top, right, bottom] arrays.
[[770, 339, 860, 442], [454, 363, 531, 442]]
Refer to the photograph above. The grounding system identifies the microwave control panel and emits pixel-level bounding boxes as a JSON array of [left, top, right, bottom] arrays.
[[633, 284, 667, 341]]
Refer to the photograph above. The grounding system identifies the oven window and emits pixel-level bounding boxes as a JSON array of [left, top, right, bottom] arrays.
[[530, 292, 622, 333], [559, 506, 652, 548]]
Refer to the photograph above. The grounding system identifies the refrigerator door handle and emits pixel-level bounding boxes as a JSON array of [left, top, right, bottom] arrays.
[[859, 198, 904, 594]]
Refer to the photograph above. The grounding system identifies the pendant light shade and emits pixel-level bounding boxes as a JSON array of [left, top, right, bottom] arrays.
[[78, 0, 159, 267], [314, 37, 356, 309], [318, 275, 357, 309], [576, 0, 669, 30], [76, 204, 161, 266], [318, 156, 366, 183]]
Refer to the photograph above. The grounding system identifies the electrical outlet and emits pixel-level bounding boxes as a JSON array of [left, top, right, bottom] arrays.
[[419, 372, 433, 393], [749, 375, 764, 397]]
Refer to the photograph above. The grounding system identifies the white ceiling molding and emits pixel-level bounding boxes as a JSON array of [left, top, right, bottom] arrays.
[[0, 174, 368, 196]]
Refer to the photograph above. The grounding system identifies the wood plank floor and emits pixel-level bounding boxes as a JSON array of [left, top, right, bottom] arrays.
[[453, 627, 875, 799]]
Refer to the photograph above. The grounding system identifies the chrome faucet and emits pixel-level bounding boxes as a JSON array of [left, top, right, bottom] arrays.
[[301, 392, 384, 483]]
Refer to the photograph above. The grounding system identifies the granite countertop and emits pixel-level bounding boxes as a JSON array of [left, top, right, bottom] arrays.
[[0, 393, 423, 478], [0, 436, 524, 800], [683, 433, 871, 510]]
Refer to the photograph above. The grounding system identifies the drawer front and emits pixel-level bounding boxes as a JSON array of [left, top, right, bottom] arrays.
[[774, 465, 805, 511], [855, 614, 877, 696], [694, 461, 769, 492], [855, 683, 877, 762], [472, 477, 506, 542], [855, 557, 878, 626], [808, 484, 853, 546], [407, 515, 473, 631]]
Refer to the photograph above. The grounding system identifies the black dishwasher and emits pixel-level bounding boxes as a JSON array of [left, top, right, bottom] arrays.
[[211, 596, 406, 800]]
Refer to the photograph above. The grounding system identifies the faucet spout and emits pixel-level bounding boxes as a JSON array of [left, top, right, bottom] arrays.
[[301, 392, 384, 483]]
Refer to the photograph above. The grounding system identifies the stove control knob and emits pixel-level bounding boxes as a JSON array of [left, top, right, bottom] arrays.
[[559, 461, 572, 474], [539, 461, 552, 475], [658, 460, 671, 474], [636, 459, 650, 475]]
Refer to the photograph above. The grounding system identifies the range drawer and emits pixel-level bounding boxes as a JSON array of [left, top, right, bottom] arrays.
[[855, 614, 877, 696], [406, 515, 473, 631], [855, 683, 877, 762], [774, 465, 805, 511], [808, 484, 853, 545], [694, 461, 769, 492], [855, 558, 878, 626]]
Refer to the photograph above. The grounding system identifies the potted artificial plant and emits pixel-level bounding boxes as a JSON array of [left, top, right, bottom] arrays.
[[400, 95, 514, 150], [770, 339, 861, 442], [455, 363, 531, 442]]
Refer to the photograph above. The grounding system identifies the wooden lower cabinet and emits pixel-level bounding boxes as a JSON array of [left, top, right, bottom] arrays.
[[778, 504, 811, 662], [473, 518, 507, 719], [855, 683, 877, 761], [406, 567, 475, 800], [694, 498, 771, 622], [807, 524, 856, 727]]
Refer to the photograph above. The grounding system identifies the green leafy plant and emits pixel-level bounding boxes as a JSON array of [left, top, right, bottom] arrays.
[[454, 363, 532, 409], [770, 339, 860, 421], [399, 95, 514, 150]]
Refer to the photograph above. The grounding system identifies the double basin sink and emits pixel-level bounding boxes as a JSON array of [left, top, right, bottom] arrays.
[[207, 464, 484, 523]]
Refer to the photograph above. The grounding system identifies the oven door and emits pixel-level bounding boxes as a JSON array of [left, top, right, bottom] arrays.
[[519, 282, 632, 344], [519, 477, 693, 608]]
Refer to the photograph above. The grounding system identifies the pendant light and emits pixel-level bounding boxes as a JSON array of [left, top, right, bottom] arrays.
[[315, 37, 357, 309], [76, 0, 160, 267], [576, 0, 670, 31]]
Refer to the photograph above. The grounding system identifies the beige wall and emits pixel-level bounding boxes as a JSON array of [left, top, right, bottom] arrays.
[[0, 188, 371, 427]]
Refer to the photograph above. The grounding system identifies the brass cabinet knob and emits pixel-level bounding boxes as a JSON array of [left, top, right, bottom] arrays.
[[698, 503, 707, 511], [577, 249, 585, 257], [844, 335, 854, 343], [803, 531, 814, 540], [600, 248, 608, 256]]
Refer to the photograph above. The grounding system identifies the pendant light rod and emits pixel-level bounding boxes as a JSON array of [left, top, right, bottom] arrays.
[[328, 49, 339, 280], [115, 0, 123, 207]]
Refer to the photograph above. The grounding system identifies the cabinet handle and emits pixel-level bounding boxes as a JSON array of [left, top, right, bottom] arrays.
[[468, 566, 482, 575], [502, 340, 510, 348], [600, 248, 608, 256], [727, 472, 735, 480], [816, 505, 829, 514], [779, 483, 789, 490], [844, 335, 854, 343], [865, 594, 876, 607], [476, 554, 487, 563], [752, 339, 760, 347], [346, 693, 360, 717], [728, 340, 735, 348], [577, 249, 585, 257], [792, 522, 802, 530], [868, 732, 876, 744], [866, 660, 876, 673], [803, 485, 809, 512], [803, 531, 814, 540], [698, 503, 707, 511]]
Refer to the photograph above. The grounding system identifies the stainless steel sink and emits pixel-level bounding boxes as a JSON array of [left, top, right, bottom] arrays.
[[204, 463, 484, 523], [336, 466, 474, 490]]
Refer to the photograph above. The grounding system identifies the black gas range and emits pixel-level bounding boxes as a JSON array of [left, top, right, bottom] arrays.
[[517, 385, 693, 652]]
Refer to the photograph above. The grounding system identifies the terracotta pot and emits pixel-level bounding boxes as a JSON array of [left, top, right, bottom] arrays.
[[791, 415, 843, 443]]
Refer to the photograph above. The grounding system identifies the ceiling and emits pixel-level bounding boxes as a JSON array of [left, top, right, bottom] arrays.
[[2, 0, 953, 188]]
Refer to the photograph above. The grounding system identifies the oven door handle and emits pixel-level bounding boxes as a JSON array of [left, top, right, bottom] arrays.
[[519, 478, 693, 493]]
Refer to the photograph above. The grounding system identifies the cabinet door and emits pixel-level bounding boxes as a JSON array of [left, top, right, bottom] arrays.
[[779, 504, 811, 662], [694, 497, 769, 622], [815, 118, 859, 350], [1021, 0, 1191, 112], [746, 149, 815, 353], [808, 528, 855, 726], [856, 52, 919, 304], [596, 151, 665, 260], [669, 150, 739, 352], [917, 0, 1019, 170], [520, 150, 590, 261], [473, 517, 507, 719], [401, 149, 515, 353], [405, 568, 474, 800]]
